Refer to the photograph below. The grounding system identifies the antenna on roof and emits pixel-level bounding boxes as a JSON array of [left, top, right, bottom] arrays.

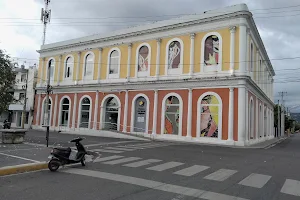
[[41, 0, 51, 45]]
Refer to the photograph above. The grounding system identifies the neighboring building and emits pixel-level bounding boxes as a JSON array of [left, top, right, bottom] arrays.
[[33, 4, 275, 146], [7, 65, 37, 128]]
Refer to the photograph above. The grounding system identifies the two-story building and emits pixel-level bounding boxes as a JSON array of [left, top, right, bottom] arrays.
[[33, 4, 275, 146]]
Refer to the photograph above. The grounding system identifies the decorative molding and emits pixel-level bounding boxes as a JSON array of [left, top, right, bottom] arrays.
[[229, 26, 236, 33], [190, 33, 195, 39]]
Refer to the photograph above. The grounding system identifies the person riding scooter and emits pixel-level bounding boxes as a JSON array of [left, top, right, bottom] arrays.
[[48, 137, 87, 172], [3, 119, 11, 129]]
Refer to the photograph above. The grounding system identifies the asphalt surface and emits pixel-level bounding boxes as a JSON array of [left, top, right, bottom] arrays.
[[1, 132, 300, 200]]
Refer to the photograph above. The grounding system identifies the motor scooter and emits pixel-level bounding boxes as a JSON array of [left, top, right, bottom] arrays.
[[48, 137, 87, 172]]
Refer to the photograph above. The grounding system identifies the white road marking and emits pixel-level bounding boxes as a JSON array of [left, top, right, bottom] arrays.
[[64, 168, 249, 200], [173, 165, 210, 176], [0, 152, 40, 163], [105, 147, 135, 151], [239, 173, 271, 188], [281, 179, 300, 196], [93, 155, 124, 163], [115, 146, 145, 150], [85, 140, 139, 147], [102, 157, 141, 165], [123, 159, 162, 168], [92, 149, 123, 154], [147, 162, 184, 172], [204, 169, 237, 181]]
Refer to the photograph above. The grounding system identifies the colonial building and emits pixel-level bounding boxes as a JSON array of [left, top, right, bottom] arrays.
[[33, 4, 275, 146]]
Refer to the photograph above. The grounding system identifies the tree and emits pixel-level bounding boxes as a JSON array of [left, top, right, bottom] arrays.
[[274, 104, 281, 127], [0, 49, 15, 114]]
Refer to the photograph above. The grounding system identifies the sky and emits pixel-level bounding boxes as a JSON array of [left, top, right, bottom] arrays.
[[0, 0, 299, 111]]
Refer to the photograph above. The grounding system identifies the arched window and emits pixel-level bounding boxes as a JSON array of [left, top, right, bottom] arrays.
[[137, 45, 150, 77], [264, 107, 267, 137], [79, 97, 91, 128], [204, 35, 219, 66], [168, 41, 181, 69], [249, 99, 254, 139], [48, 59, 55, 80], [60, 98, 70, 126], [84, 53, 94, 77], [109, 50, 120, 75], [259, 104, 262, 138], [104, 97, 119, 130], [42, 98, 52, 126], [65, 56, 73, 79], [198, 94, 222, 138], [164, 96, 180, 135]]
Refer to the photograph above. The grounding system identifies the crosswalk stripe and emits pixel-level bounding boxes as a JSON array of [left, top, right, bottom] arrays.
[[281, 179, 300, 196], [147, 162, 184, 171], [92, 148, 123, 154], [105, 147, 136, 151], [239, 173, 271, 188], [123, 159, 162, 168], [102, 157, 141, 165], [64, 168, 249, 200], [127, 143, 170, 149], [93, 155, 124, 163], [204, 169, 237, 181], [115, 146, 145, 150], [173, 165, 210, 176]]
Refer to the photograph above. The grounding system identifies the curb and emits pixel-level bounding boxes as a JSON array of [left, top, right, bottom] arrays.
[[263, 137, 287, 149], [0, 162, 48, 176]]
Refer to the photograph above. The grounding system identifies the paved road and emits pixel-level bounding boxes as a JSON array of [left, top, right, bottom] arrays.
[[1, 133, 300, 200]]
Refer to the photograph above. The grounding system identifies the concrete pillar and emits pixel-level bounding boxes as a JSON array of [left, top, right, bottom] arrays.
[[97, 48, 102, 83], [245, 89, 249, 143], [53, 94, 58, 128], [72, 93, 77, 129], [40, 58, 45, 87], [155, 39, 161, 79], [127, 44, 132, 81], [152, 90, 158, 135], [238, 86, 246, 144], [227, 87, 234, 141], [189, 33, 195, 76], [229, 26, 236, 75], [57, 55, 62, 86], [239, 25, 247, 75], [186, 89, 193, 138], [75, 52, 81, 85], [123, 90, 129, 132], [262, 105, 265, 138], [93, 90, 99, 130], [255, 98, 259, 141]]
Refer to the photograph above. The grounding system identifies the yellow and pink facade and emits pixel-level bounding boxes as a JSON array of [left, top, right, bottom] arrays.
[[33, 4, 275, 146]]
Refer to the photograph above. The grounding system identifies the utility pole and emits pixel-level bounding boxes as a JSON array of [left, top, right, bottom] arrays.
[[21, 68, 29, 129], [41, 0, 51, 146], [278, 92, 287, 137], [277, 100, 280, 138], [41, 0, 51, 45]]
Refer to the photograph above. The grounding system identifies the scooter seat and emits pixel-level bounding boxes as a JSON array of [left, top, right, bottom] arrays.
[[54, 147, 71, 152]]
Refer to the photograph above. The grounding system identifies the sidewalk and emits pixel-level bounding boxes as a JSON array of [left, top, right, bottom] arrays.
[[249, 136, 287, 149]]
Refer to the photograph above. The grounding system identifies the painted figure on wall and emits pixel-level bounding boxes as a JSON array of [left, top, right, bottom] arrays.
[[204, 35, 219, 66], [168, 41, 181, 69], [200, 95, 219, 137], [138, 46, 149, 72], [164, 96, 180, 135]]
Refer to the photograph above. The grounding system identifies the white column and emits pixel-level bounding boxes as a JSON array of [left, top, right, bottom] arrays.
[[53, 94, 58, 128], [123, 90, 129, 132], [93, 90, 99, 130], [36, 94, 41, 125], [75, 52, 81, 85], [127, 44, 132, 81], [189, 33, 195, 76], [239, 25, 247, 75], [245, 89, 249, 143], [228, 87, 234, 141], [40, 58, 45, 87], [72, 93, 78, 129], [229, 26, 236, 75], [97, 48, 102, 83], [256, 50, 259, 84], [155, 38, 161, 80], [255, 98, 259, 141], [238, 86, 246, 144], [186, 89, 193, 138], [152, 90, 158, 135], [246, 28, 250, 76], [262, 105, 265, 138], [57, 55, 62, 86]]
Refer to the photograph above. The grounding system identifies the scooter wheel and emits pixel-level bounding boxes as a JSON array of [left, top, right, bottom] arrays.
[[81, 157, 86, 166], [48, 159, 60, 172]]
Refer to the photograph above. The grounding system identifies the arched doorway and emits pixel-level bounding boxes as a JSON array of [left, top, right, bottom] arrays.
[[103, 97, 120, 130], [79, 97, 91, 128], [60, 98, 70, 127], [249, 99, 254, 139], [133, 96, 148, 132]]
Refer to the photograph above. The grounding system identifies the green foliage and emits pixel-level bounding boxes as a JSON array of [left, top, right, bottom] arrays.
[[0, 49, 15, 114]]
